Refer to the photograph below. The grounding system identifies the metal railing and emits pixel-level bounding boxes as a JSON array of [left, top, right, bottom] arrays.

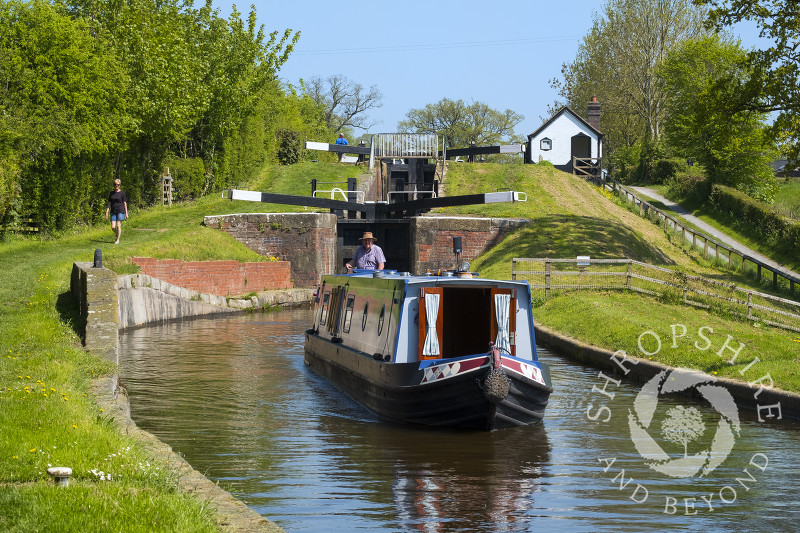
[[313, 188, 365, 202], [373, 133, 439, 159], [512, 257, 800, 333]]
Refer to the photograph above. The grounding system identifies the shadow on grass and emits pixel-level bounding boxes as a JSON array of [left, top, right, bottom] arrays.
[[56, 291, 85, 345], [479, 215, 676, 272]]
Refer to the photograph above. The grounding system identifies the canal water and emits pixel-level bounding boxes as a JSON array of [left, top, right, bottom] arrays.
[[119, 308, 800, 532]]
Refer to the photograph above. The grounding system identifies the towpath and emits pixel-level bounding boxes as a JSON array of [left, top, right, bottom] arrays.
[[630, 186, 800, 279]]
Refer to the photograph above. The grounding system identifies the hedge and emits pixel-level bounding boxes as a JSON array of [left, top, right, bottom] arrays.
[[710, 184, 800, 251]]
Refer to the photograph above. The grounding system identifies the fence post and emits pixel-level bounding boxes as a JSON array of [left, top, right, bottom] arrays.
[[773, 271, 778, 290], [757, 264, 762, 282], [545, 260, 551, 298], [747, 293, 753, 319], [692, 232, 697, 250], [703, 238, 708, 259], [626, 261, 632, 290], [512, 258, 517, 280]]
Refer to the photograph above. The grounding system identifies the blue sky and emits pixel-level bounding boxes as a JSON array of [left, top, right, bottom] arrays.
[[212, 1, 767, 140]]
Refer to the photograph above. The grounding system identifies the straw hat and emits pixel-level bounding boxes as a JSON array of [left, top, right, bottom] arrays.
[[360, 231, 377, 242]]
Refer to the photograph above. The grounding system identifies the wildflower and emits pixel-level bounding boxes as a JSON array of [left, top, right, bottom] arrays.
[[29, 448, 35, 453], [72, 425, 77, 429], [100, 409, 104, 413]]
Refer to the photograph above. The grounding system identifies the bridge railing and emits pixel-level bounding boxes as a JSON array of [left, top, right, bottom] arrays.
[[512, 257, 800, 333]]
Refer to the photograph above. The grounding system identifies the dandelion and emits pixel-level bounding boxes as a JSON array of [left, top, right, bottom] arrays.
[[100, 409, 104, 413], [29, 448, 35, 453], [72, 425, 77, 429]]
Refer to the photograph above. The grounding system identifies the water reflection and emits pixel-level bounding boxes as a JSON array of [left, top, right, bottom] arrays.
[[119, 309, 800, 532]]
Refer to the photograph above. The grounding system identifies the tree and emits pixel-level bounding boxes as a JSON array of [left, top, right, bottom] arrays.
[[698, 0, 800, 166], [660, 35, 778, 200], [551, 0, 707, 175], [0, 0, 131, 229], [306, 74, 382, 133], [661, 405, 706, 457], [398, 98, 523, 148]]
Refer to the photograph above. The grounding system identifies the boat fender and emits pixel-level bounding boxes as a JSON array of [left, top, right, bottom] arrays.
[[481, 368, 510, 404], [332, 336, 343, 344], [372, 353, 383, 360]]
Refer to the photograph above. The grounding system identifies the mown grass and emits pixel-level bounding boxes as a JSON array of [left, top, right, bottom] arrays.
[[0, 163, 327, 531], [533, 291, 800, 392], [774, 178, 800, 219]]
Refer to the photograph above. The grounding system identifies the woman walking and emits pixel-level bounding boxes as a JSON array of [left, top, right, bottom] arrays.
[[105, 178, 129, 244]]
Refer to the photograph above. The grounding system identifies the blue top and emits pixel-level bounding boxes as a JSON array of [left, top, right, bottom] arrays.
[[335, 136, 348, 145]]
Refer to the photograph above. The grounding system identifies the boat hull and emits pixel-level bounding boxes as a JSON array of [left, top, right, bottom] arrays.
[[305, 334, 551, 430]]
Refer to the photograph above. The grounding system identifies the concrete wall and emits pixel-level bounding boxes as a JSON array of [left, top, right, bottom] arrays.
[[411, 216, 528, 274], [203, 213, 338, 288], [132, 257, 291, 296]]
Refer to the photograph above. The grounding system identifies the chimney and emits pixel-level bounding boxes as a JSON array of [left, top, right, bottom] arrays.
[[587, 96, 601, 131]]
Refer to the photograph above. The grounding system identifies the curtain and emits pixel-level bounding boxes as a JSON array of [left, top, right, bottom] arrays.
[[422, 292, 440, 357], [494, 293, 511, 353]]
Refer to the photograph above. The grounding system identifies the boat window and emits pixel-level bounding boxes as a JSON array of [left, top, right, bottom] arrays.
[[361, 301, 369, 331], [342, 295, 356, 333], [320, 291, 331, 325], [377, 304, 386, 336]]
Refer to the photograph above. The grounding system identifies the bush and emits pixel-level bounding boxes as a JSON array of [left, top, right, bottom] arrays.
[[652, 158, 688, 184], [665, 174, 710, 202], [276, 130, 302, 165], [164, 157, 206, 201]]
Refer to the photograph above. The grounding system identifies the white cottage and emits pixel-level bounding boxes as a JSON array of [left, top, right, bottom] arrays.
[[526, 99, 603, 173]]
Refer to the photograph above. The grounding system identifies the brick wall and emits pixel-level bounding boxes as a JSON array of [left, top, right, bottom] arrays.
[[411, 216, 528, 274], [202, 213, 338, 288], [132, 257, 291, 296]]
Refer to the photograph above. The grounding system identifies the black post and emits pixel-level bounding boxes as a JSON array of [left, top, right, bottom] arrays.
[[347, 177, 357, 219], [93, 249, 103, 268]]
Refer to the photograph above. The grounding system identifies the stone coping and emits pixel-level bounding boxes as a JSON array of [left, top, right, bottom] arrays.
[[535, 324, 800, 420], [91, 377, 285, 532]]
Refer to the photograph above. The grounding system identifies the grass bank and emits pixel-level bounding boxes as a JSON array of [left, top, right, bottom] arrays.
[[0, 163, 333, 531], [533, 291, 800, 392]]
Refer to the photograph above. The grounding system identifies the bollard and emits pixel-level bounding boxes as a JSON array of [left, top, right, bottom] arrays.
[[93, 249, 103, 268], [47, 467, 72, 487]]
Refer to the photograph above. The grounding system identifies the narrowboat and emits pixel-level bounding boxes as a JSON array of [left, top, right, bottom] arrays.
[[304, 270, 552, 430]]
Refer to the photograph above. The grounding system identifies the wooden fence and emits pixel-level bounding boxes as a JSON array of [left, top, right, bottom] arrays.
[[512, 257, 800, 333], [596, 178, 799, 296]]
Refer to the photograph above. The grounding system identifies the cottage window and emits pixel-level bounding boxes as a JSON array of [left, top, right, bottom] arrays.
[[540, 138, 552, 151]]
